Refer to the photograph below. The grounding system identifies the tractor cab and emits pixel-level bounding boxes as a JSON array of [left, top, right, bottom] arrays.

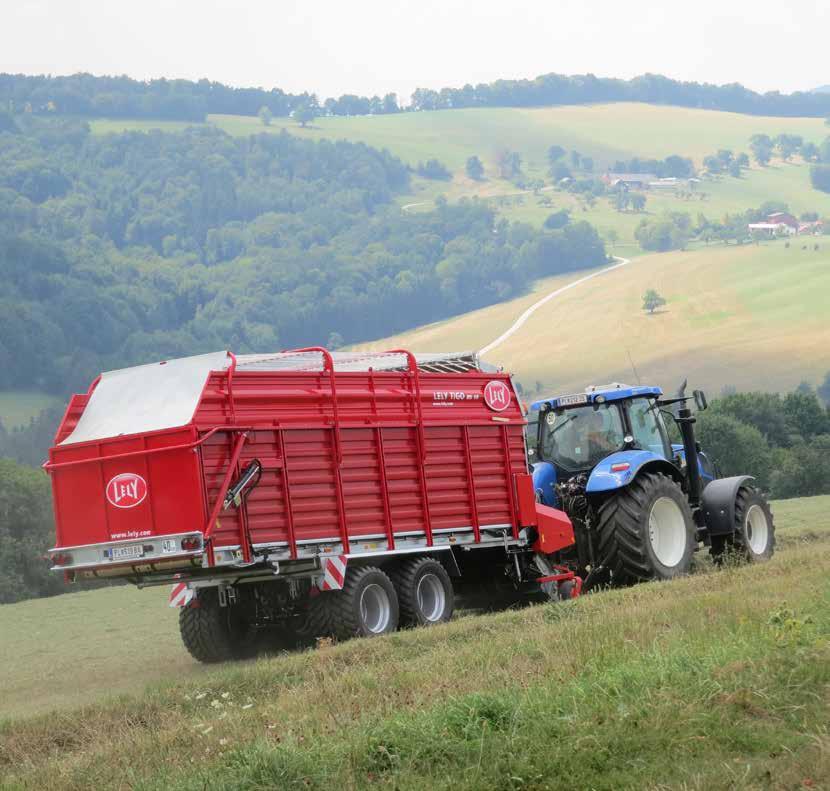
[[528, 384, 671, 505]]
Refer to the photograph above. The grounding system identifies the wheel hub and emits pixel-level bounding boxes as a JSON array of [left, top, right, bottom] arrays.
[[416, 573, 446, 622], [648, 496, 687, 568], [745, 504, 770, 555], [359, 583, 391, 633]]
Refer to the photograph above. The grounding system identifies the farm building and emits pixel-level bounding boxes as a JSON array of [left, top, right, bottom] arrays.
[[766, 212, 799, 230], [602, 173, 657, 190], [747, 222, 796, 237]]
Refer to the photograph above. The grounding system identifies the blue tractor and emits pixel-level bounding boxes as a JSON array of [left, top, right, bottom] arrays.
[[527, 383, 775, 589]]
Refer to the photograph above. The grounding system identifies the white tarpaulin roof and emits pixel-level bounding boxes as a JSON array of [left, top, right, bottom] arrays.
[[60, 351, 229, 445], [61, 350, 493, 445]]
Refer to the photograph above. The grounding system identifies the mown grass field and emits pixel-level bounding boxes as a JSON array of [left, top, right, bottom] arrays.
[[0, 495, 827, 790], [0, 391, 59, 430], [360, 240, 830, 397]]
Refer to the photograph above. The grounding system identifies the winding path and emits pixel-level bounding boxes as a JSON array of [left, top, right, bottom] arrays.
[[479, 256, 631, 356]]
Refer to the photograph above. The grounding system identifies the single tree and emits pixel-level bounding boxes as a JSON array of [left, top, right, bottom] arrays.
[[605, 228, 619, 249], [817, 371, 830, 405], [544, 209, 570, 230], [294, 102, 317, 128], [465, 155, 484, 180], [615, 190, 630, 212], [547, 145, 566, 165], [749, 134, 773, 166], [642, 289, 667, 314], [630, 193, 647, 212], [258, 105, 273, 127], [570, 150, 582, 169]]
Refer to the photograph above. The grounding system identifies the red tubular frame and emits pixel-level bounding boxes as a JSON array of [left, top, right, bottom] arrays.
[[536, 567, 584, 599], [279, 346, 349, 552], [387, 349, 426, 463], [203, 432, 249, 566], [42, 426, 244, 471]]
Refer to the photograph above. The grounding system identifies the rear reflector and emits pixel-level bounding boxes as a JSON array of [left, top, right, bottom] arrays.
[[610, 463, 631, 472], [181, 536, 202, 551]]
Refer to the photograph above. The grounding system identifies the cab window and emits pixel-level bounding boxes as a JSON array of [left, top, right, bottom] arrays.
[[627, 398, 669, 458]]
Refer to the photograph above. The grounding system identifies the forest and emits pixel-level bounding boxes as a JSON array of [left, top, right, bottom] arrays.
[[0, 114, 607, 396]]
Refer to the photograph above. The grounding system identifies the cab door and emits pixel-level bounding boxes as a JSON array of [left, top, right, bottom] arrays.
[[625, 398, 672, 460]]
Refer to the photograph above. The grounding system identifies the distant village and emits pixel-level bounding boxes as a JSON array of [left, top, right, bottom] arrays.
[[601, 172, 824, 238]]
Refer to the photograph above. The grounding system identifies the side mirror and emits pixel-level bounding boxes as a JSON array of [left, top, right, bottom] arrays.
[[693, 390, 708, 411]]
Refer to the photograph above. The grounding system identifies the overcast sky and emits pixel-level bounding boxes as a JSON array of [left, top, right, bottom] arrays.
[[3, 0, 827, 101]]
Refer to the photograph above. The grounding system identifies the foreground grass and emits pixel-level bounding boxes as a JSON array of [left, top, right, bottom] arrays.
[[1, 497, 828, 790]]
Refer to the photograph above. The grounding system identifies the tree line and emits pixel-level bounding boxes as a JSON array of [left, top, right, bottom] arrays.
[[697, 382, 830, 500], [6, 71, 830, 125], [411, 72, 830, 118], [0, 115, 607, 396]]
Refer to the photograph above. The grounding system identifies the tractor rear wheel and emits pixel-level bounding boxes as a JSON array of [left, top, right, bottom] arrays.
[[179, 588, 259, 663], [325, 565, 399, 640], [711, 486, 775, 563], [392, 557, 454, 627], [596, 472, 696, 585]]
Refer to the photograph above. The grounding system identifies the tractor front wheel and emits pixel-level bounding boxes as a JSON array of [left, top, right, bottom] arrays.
[[711, 486, 775, 563], [596, 471, 696, 585]]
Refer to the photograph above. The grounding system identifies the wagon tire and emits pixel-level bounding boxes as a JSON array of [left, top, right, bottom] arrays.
[[326, 566, 399, 640], [392, 557, 454, 627], [596, 471, 696, 585], [179, 588, 259, 663]]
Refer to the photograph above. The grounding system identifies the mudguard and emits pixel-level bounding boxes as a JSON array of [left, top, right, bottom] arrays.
[[531, 461, 558, 507], [701, 475, 754, 536], [586, 450, 680, 494]]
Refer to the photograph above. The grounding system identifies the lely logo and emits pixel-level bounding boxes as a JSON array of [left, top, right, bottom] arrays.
[[483, 380, 511, 412], [106, 473, 148, 509]]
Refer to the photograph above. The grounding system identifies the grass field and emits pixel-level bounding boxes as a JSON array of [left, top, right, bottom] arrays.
[[0, 391, 59, 430], [0, 495, 827, 789], [358, 240, 830, 397]]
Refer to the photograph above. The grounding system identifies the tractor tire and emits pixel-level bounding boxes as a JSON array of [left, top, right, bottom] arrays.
[[325, 565, 399, 641], [711, 486, 775, 564], [392, 557, 454, 627], [179, 588, 259, 663], [596, 471, 696, 585]]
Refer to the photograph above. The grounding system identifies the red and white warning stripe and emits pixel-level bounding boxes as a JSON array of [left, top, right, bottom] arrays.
[[168, 582, 194, 608], [320, 555, 348, 591]]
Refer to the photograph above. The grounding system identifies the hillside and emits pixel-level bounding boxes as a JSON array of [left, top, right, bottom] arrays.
[[1, 495, 827, 789], [359, 240, 830, 397], [90, 103, 830, 252]]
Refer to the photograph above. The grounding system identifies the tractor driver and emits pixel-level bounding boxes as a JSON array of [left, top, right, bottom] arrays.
[[584, 408, 618, 459]]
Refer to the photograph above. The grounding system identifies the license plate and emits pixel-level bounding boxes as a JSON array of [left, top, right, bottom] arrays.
[[558, 393, 589, 406], [110, 544, 144, 561]]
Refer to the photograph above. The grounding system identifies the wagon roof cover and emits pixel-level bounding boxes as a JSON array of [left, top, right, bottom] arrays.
[[61, 350, 490, 445]]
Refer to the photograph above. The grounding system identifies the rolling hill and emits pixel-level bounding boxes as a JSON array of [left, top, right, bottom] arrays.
[[1, 495, 828, 789], [358, 240, 830, 397], [89, 103, 830, 251], [6, 102, 829, 415]]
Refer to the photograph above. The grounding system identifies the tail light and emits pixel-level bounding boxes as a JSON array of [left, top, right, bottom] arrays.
[[181, 536, 202, 552], [51, 552, 74, 567], [610, 462, 631, 472]]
